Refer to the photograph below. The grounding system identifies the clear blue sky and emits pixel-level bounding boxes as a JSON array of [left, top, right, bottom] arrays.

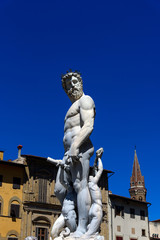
[[0, 0, 160, 221]]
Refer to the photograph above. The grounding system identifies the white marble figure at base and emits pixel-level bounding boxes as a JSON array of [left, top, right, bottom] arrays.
[[47, 71, 104, 239], [47, 158, 77, 238], [54, 232, 104, 240], [25, 237, 37, 240], [83, 148, 104, 238], [48, 148, 104, 240]]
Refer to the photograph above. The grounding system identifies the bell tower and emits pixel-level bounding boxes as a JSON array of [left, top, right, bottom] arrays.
[[129, 149, 147, 201]]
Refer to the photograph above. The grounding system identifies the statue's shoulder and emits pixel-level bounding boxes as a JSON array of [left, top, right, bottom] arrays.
[[79, 95, 95, 110]]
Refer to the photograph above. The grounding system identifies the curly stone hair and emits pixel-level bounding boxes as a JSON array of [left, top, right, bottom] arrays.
[[61, 70, 83, 94]]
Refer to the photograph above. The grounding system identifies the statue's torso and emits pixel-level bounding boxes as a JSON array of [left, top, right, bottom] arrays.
[[88, 181, 102, 204], [63, 99, 81, 151]]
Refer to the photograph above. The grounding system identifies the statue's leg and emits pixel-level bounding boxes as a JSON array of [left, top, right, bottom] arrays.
[[50, 213, 65, 239], [62, 191, 77, 233], [84, 204, 103, 237], [72, 146, 94, 237], [66, 210, 77, 232], [87, 204, 94, 230]]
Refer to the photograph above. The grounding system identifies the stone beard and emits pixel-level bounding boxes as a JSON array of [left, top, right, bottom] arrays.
[[67, 84, 83, 100], [62, 72, 83, 101]]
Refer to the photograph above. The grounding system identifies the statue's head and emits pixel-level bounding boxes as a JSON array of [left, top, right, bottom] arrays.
[[61, 70, 83, 100]]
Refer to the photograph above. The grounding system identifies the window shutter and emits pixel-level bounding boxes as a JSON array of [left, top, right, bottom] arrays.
[[10, 204, 20, 218]]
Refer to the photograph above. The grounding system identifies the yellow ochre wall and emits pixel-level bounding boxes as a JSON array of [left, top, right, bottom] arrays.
[[0, 162, 24, 240], [0, 152, 4, 161]]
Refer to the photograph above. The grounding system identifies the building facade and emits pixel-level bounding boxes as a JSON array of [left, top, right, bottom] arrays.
[[0, 152, 25, 240], [108, 149, 151, 240], [21, 154, 111, 240], [108, 194, 150, 240], [20, 154, 61, 240], [149, 220, 160, 239], [0, 150, 111, 240]]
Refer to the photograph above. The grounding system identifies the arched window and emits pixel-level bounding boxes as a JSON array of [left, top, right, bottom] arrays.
[[8, 236, 18, 240], [139, 196, 142, 201], [8, 197, 21, 219], [7, 231, 19, 240], [10, 200, 20, 218]]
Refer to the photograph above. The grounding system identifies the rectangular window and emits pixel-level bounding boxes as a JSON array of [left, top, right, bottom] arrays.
[[131, 228, 135, 234], [117, 226, 121, 232], [0, 202, 1, 215], [10, 204, 20, 218], [0, 175, 3, 186], [130, 208, 135, 218], [142, 229, 146, 236], [116, 237, 123, 240], [140, 210, 145, 220], [115, 206, 124, 218], [13, 177, 21, 189], [36, 227, 48, 240], [115, 206, 121, 216], [38, 178, 47, 203]]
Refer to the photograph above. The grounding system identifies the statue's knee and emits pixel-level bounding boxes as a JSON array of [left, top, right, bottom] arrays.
[[73, 180, 80, 192]]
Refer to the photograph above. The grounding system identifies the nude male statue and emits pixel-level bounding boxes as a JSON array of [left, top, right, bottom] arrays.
[[48, 71, 96, 238], [63, 71, 96, 237]]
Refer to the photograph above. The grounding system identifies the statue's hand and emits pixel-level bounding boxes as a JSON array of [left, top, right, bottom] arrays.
[[71, 156, 80, 162], [69, 145, 79, 156], [64, 164, 70, 173], [68, 145, 79, 162], [96, 147, 104, 158], [67, 154, 81, 163], [57, 162, 65, 168]]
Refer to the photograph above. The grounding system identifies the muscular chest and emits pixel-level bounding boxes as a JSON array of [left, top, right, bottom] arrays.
[[65, 101, 80, 122]]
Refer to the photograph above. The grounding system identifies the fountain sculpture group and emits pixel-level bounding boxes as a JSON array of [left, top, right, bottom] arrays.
[[47, 71, 104, 240]]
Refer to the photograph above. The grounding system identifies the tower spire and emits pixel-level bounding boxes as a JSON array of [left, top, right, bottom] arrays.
[[129, 149, 147, 201]]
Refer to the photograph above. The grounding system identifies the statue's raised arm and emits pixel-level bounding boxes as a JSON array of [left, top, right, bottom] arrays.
[[92, 147, 104, 184]]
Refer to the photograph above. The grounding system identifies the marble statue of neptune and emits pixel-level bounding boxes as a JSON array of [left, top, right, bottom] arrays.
[[47, 71, 104, 240]]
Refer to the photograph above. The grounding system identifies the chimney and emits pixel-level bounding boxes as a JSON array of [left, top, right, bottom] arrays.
[[0, 151, 4, 160], [17, 145, 23, 158]]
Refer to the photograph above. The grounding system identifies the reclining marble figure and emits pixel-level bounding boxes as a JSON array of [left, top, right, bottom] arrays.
[[47, 71, 104, 239]]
